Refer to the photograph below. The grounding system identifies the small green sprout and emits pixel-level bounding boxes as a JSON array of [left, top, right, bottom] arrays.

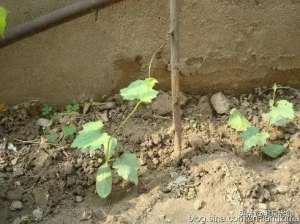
[[228, 84, 295, 158], [71, 78, 159, 198], [42, 104, 54, 117], [65, 101, 80, 113], [63, 124, 76, 139]]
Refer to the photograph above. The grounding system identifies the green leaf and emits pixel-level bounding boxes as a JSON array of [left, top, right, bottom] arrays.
[[0, 7, 7, 38], [96, 163, 112, 198], [71, 121, 107, 151], [65, 101, 80, 113], [120, 78, 159, 103], [263, 144, 285, 158], [240, 127, 269, 151], [113, 152, 138, 185], [228, 109, 251, 132], [63, 124, 76, 138], [47, 132, 59, 144], [42, 104, 53, 116], [264, 100, 295, 126]]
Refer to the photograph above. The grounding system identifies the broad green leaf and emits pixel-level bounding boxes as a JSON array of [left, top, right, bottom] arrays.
[[120, 78, 159, 103], [264, 100, 295, 126], [240, 127, 269, 151], [0, 7, 7, 38], [113, 152, 138, 185], [47, 132, 59, 144], [228, 109, 251, 131], [71, 121, 108, 151], [263, 144, 285, 158], [96, 163, 112, 198], [63, 124, 76, 138]]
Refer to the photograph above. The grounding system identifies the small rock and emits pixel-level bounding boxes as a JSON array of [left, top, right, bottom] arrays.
[[152, 92, 172, 115], [139, 153, 147, 166], [290, 132, 300, 150], [276, 185, 289, 194], [161, 185, 171, 193], [11, 158, 18, 166], [210, 92, 230, 114], [99, 112, 109, 122], [186, 188, 197, 200], [198, 96, 213, 118], [36, 118, 52, 128], [7, 143, 17, 152], [75, 195, 83, 203], [75, 158, 83, 168], [151, 133, 162, 145], [98, 102, 116, 111], [10, 200, 23, 211], [193, 199, 205, 210], [32, 207, 43, 221], [80, 210, 93, 221], [152, 158, 159, 165], [189, 134, 204, 149]]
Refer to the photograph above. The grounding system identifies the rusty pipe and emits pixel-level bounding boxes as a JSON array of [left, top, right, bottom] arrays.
[[0, 0, 123, 48]]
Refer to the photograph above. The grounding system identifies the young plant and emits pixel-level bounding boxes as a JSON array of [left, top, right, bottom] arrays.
[[0, 6, 7, 38], [65, 101, 80, 113], [42, 104, 54, 117], [71, 78, 159, 198], [228, 84, 295, 158]]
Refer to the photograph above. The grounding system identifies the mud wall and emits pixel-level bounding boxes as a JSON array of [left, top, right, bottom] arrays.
[[0, 0, 299, 104]]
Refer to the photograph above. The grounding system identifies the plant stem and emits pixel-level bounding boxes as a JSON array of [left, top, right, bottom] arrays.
[[170, 0, 182, 162], [148, 42, 167, 78], [116, 101, 142, 134], [105, 101, 142, 161]]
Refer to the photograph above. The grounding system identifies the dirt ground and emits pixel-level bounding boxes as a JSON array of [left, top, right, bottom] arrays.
[[0, 86, 299, 224]]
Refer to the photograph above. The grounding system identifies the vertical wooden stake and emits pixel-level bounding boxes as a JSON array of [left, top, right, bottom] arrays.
[[170, 0, 182, 161]]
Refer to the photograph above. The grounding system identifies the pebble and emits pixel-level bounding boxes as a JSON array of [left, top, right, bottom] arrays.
[[32, 207, 43, 221], [10, 200, 23, 211], [152, 92, 172, 115], [75, 195, 83, 203], [189, 134, 204, 149], [276, 185, 289, 194], [210, 92, 230, 114], [36, 118, 52, 128], [290, 132, 300, 150], [11, 158, 18, 166], [193, 199, 205, 210], [186, 188, 197, 200], [198, 96, 213, 118]]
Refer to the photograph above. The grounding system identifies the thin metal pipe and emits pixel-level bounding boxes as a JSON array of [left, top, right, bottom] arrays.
[[0, 0, 122, 48]]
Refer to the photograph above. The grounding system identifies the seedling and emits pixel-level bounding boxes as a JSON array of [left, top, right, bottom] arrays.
[[42, 104, 54, 117], [228, 84, 295, 158], [65, 101, 80, 113], [71, 78, 159, 198], [63, 124, 76, 139], [0, 6, 7, 38]]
